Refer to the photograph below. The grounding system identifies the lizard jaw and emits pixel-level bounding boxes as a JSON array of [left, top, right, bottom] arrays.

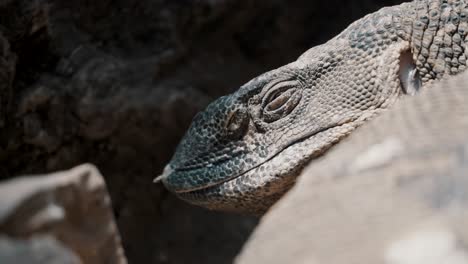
[[158, 118, 359, 195], [171, 121, 362, 213]]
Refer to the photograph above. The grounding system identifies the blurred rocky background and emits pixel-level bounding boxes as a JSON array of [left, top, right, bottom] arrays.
[[0, 0, 405, 263]]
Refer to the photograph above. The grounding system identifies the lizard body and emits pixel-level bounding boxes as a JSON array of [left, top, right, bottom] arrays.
[[157, 0, 468, 213]]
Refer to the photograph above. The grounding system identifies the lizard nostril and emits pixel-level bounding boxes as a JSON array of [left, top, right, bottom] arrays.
[[226, 108, 249, 140]]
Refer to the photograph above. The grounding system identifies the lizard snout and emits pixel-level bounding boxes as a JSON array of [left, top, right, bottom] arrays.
[[153, 164, 174, 184]]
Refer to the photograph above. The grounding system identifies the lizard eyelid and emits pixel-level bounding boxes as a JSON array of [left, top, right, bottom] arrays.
[[262, 80, 302, 123], [262, 80, 299, 106]]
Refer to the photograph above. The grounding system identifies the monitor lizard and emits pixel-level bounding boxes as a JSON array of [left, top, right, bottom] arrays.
[[156, 0, 468, 214]]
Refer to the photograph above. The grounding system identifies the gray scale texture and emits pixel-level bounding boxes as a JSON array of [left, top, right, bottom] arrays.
[[236, 66, 468, 264], [161, 0, 468, 214]]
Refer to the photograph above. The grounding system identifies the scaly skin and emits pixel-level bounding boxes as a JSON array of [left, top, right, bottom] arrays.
[[157, 0, 468, 214], [236, 69, 468, 264]]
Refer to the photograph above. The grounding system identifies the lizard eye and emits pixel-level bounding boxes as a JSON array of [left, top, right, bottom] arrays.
[[262, 80, 302, 123], [226, 108, 249, 140]]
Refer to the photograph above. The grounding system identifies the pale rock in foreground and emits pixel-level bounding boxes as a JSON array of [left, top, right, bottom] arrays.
[[0, 236, 81, 264], [0, 164, 127, 264], [236, 71, 468, 263]]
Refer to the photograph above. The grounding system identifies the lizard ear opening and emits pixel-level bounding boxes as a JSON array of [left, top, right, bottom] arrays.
[[398, 50, 421, 96]]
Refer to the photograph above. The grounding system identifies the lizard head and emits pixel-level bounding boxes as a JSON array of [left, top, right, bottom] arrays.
[[156, 36, 424, 214], [153, 0, 459, 213]]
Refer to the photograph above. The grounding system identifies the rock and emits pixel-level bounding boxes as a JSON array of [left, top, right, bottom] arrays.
[[0, 236, 81, 264], [0, 31, 15, 127], [0, 164, 126, 264]]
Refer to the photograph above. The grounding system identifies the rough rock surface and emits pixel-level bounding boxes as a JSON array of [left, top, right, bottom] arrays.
[[0, 164, 126, 264], [236, 71, 468, 264], [0, 0, 405, 263]]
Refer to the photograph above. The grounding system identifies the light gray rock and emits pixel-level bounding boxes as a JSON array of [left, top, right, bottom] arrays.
[[0, 164, 127, 264], [0, 236, 81, 264]]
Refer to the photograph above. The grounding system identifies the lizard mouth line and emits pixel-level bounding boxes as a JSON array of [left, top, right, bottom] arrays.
[[172, 121, 353, 194]]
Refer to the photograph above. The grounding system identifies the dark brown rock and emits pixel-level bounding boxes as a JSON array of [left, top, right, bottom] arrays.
[[0, 31, 15, 128]]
